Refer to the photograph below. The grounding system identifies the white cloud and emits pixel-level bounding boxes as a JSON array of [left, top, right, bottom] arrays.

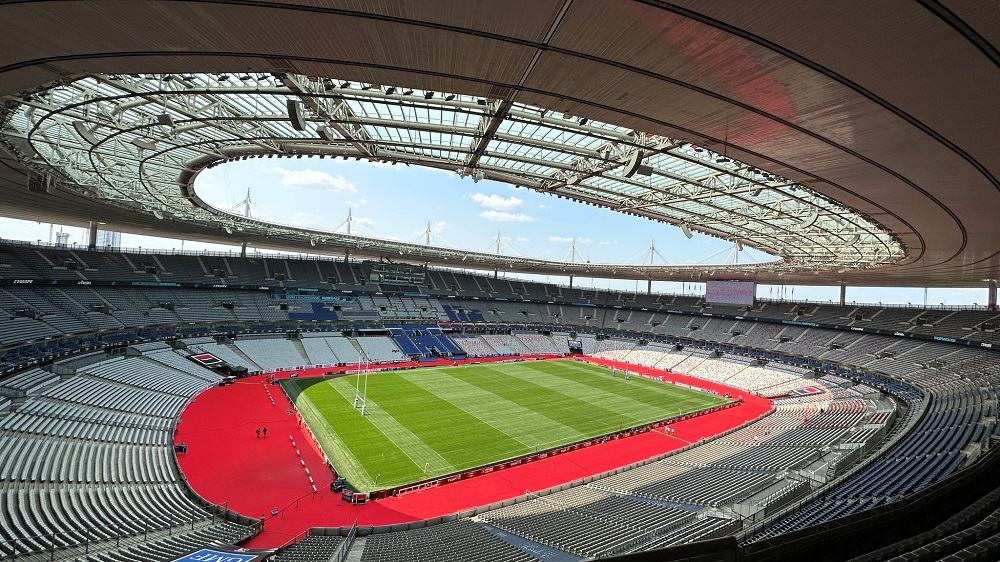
[[352, 216, 375, 228], [270, 167, 358, 192], [471, 193, 523, 211], [515, 236, 531, 242], [538, 203, 550, 210], [548, 236, 592, 243], [599, 240, 617, 246], [480, 210, 535, 223], [346, 198, 367, 207]]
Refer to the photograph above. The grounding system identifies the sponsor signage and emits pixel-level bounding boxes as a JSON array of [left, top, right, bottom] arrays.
[[278, 294, 352, 302], [132, 281, 181, 287], [171, 548, 266, 562]]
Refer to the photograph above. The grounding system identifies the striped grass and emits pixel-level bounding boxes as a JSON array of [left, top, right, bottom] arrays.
[[281, 359, 728, 492]]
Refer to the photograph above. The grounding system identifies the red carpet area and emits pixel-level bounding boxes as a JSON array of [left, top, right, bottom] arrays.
[[174, 356, 772, 548]]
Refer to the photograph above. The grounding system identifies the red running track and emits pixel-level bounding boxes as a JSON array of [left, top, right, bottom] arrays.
[[174, 356, 771, 548]]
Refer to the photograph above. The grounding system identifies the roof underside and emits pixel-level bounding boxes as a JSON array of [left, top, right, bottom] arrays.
[[0, 0, 996, 286], [3, 73, 902, 276]]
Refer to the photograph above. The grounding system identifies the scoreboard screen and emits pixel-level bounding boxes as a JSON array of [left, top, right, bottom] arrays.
[[705, 280, 756, 306]]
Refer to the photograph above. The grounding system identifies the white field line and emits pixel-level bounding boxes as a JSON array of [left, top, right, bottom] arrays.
[[327, 379, 454, 474], [403, 370, 584, 448]]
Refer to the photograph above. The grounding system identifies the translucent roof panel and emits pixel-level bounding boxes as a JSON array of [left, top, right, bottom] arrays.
[[2, 72, 904, 275]]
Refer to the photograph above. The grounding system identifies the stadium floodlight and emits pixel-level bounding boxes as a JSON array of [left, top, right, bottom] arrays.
[[287, 100, 307, 131], [340, 81, 351, 88], [385, 87, 396, 95], [317, 126, 337, 142], [130, 138, 157, 151], [681, 224, 693, 239], [403, 89, 413, 96], [72, 121, 98, 145], [623, 151, 642, 178], [445, 94, 455, 101], [424, 91, 434, 99], [801, 211, 820, 228]]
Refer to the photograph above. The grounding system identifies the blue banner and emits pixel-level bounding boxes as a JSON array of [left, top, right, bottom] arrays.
[[171, 549, 261, 562]]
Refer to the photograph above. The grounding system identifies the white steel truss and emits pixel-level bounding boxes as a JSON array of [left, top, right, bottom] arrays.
[[1, 73, 904, 278]]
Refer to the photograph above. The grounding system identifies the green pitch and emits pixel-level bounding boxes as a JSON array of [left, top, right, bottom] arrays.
[[281, 359, 728, 492]]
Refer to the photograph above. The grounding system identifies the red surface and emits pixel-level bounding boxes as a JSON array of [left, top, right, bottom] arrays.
[[175, 356, 771, 548]]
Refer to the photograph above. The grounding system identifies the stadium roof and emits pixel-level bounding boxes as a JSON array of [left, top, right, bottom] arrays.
[[0, 1, 996, 287]]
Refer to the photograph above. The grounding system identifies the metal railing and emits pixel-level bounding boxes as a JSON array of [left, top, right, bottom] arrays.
[[331, 520, 358, 562], [0, 512, 248, 561]]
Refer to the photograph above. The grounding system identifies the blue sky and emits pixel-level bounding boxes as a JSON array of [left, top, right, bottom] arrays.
[[0, 157, 987, 306], [195, 158, 765, 264]]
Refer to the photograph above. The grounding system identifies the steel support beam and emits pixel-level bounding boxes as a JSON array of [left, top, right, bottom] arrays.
[[87, 221, 98, 250]]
